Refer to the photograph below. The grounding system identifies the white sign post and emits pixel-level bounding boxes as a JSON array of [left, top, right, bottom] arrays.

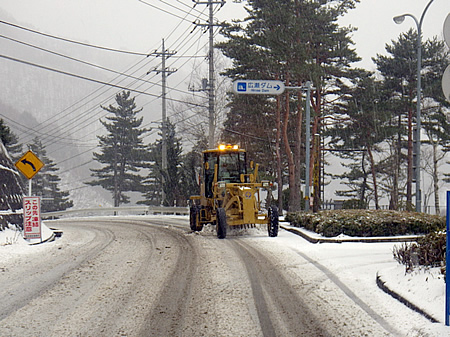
[[232, 80, 285, 95], [23, 196, 42, 241]]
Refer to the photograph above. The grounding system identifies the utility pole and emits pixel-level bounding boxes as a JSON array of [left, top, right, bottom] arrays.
[[193, 0, 225, 149], [149, 39, 176, 205]]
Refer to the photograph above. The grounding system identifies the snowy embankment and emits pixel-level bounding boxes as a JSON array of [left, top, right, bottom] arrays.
[[280, 224, 449, 336]]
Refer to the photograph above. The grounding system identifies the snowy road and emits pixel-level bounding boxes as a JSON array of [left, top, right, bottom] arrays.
[[0, 216, 433, 336]]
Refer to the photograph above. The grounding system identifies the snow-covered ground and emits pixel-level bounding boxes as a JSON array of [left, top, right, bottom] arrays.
[[0, 217, 449, 336]]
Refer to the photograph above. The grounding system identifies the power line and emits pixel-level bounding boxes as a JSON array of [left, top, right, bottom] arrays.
[[19, 59, 158, 145], [14, 9, 210, 146], [14, 29, 216, 151], [0, 54, 208, 108], [0, 34, 206, 100], [0, 19, 150, 56], [3, 2, 217, 171], [9, 1, 209, 147], [157, 0, 209, 20], [138, 0, 200, 22], [174, 0, 210, 18], [0, 112, 95, 147]]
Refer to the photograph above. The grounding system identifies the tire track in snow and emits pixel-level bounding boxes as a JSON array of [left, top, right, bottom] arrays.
[[232, 240, 330, 336], [0, 222, 115, 321], [292, 248, 401, 336], [138, 224, 198, 336]]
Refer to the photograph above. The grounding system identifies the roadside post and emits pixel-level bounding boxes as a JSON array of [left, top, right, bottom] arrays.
[[446, 190, 450, 326], [15, 150, 45, 242]]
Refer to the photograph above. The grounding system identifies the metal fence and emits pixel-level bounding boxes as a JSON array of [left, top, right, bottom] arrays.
[[321, 200, 445, 215], [41, 206, 189, 219]]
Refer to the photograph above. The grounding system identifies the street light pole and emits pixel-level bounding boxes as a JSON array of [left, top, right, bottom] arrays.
[[393, 0, 435, 213]]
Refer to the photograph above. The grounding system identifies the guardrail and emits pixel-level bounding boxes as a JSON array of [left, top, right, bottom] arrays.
[[41, 206, 189, 219]]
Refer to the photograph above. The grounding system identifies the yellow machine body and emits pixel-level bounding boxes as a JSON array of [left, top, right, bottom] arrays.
[[189, 144, 278, 239]]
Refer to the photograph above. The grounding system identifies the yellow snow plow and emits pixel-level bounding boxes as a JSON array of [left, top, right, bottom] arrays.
[[189, 144, 278, 239]]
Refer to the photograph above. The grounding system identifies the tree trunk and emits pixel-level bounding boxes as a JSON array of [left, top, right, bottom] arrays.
[[276, 95, 283, 214], [367, 144, 379, 210], [432, 142, 440, 215], [390, 117, 401, 210], [312, 134, 321, 213], [295, 91, 303, 209], [113, 149, 119, 208], [360, 151, 367, 204]]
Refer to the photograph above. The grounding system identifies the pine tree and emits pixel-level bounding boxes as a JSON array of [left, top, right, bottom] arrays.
[[374, 31, 450, 211], [0, 139, 24, 227], [217, 0, 360, 212], [28, 137, 73, 212], [140, 120, 184, 206], [373, 29, 420, 208], [178, 140, 204, 203], [87, 91, 149, 207], [327, 74, 394, 209], [421, 38, 450, 213], [0, 118, 23, 161]]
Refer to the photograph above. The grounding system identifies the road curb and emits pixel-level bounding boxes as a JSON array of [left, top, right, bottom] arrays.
[[281, 224, 440, 324], [280, 224, 419, 243], [376, 272, 439, 323]]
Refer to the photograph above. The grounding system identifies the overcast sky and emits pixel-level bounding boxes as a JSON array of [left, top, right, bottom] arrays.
[[1, 0, 448, 70], [0, 0, 448, 144], [0, 0, 448, 129]]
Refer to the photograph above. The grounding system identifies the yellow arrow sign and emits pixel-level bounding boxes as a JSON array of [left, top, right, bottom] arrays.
[[15, 150, 44, 180]]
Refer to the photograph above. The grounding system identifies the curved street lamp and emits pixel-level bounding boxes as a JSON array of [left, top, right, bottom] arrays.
[[393, 0, 435, 213]]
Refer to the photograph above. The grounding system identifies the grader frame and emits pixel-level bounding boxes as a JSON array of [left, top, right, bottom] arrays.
[[189, 144, 278, 239]]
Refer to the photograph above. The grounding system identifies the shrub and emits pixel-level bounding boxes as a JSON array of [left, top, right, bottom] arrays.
[[393, 232, 446, 273], [285, 210, 444, 237], [342, 199, 368, 209]]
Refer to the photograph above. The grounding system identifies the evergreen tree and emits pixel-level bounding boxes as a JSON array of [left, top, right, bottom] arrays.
[[374, 31, 450, 210], [28, 137, 73, 212], [327, 74, 394, 208], [373, 29, 420, 208], [0, 118, 22, 161], [421, 38, 450, 213], [217, 0, 360, 212], [178, 140, 204, 202], [140, 120, 184, 206], [87, 91, 149, 207]]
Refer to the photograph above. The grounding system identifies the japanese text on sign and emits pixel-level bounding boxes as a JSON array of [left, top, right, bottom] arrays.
[[23, 196, 41, 240], [232, 80, 285, 95]]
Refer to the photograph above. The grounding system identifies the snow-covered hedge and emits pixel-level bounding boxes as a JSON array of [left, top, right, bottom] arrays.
[[285, 210, 445, 237], [393, 232, 445, 273]]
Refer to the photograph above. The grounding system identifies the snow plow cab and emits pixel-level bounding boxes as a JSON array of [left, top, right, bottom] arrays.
[[189, 144, 279, 239]]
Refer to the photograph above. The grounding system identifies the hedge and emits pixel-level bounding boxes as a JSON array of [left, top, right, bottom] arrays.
[[285, 210, 445, 237]]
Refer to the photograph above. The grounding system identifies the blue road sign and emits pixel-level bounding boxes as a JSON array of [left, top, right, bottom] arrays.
[[232, 80, 285, 95]]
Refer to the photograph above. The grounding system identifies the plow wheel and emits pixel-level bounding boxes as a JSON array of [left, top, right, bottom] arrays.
[[268, 206, 279, 237], [189, 206, 203, 231], [216, 208, 227, 239]]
